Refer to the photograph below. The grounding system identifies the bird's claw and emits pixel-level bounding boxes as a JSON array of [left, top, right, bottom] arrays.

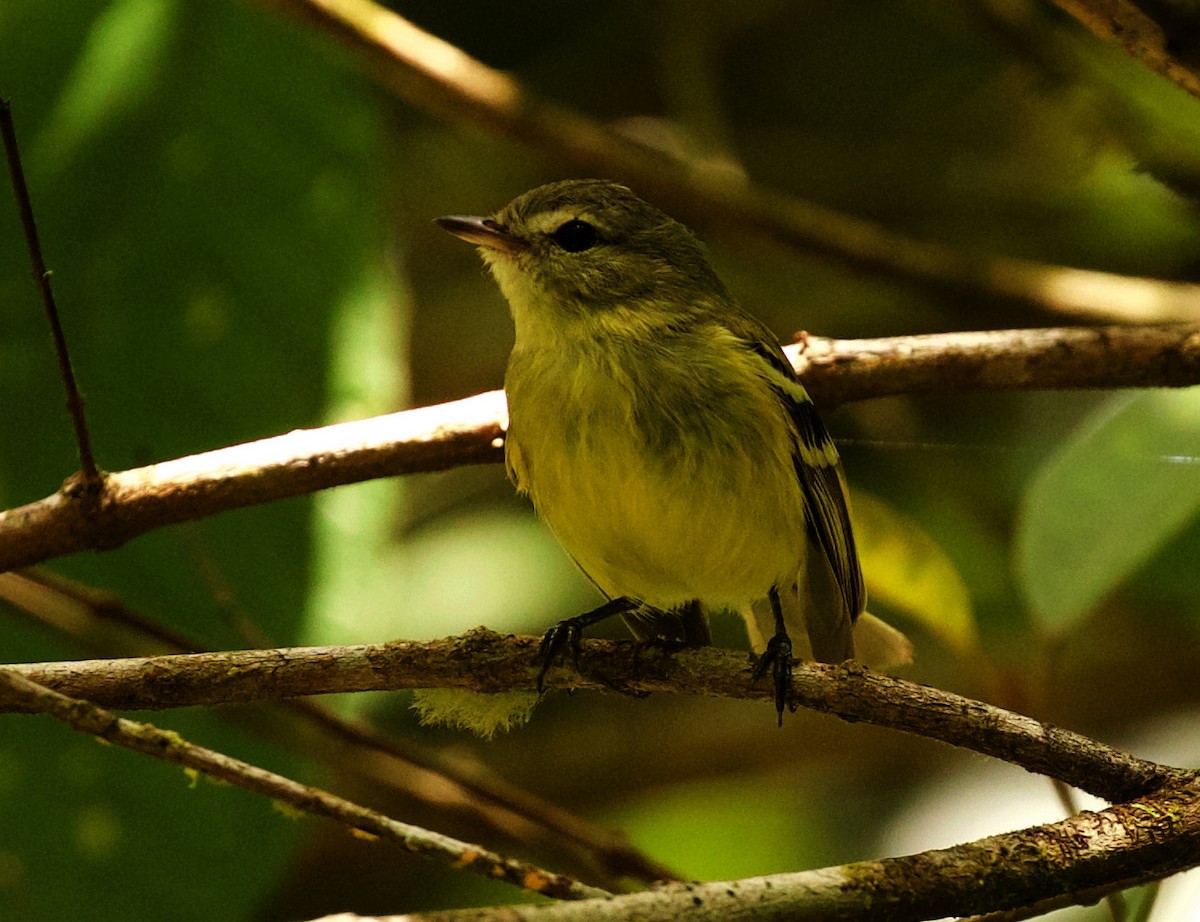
[[534, 596, 640, 692], [536, 617, 587, 692], [752, 633, 797, 726]]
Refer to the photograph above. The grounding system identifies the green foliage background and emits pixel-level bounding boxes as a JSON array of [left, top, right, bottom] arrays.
[[1, 1, 1199, 919]]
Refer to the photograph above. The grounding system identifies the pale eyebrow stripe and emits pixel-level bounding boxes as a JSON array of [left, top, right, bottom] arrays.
[[524, 208, 590, 235]]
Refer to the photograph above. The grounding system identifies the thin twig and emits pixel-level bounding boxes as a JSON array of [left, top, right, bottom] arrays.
[[0, 324, 1196, 574], [0, 666, 608, 902], [6, 630, 1192, 805], [257, 0, 1200, 323], [0, 99, 100, 485]]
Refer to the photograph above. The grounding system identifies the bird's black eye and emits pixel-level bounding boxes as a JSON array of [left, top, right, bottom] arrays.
[[551, 219, 600, 253]]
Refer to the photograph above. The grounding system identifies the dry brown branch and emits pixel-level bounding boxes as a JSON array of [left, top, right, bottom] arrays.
[[792, 323, 1200, 403], [300, 773, 1200, 921], [1053, 0, 1200, 101], [0, 666, 608, 902], [1, 324, 1196, 575], [6, 630, 1189, 806], [256, 0, 1200, 323], [0, 391, 505, 573]]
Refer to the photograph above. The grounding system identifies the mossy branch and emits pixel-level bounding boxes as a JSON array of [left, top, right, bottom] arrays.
[[5, 629, 1191, 806]]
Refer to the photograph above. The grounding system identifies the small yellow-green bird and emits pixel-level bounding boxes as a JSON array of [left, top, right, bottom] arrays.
[[437, 179, 902, 722]]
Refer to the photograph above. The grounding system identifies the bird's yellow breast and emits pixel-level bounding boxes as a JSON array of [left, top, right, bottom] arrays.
[[504, 327, 807, 609]]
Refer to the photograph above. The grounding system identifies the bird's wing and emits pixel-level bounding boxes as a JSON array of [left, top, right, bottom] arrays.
[[787, 390, 865, 622], [732, 318, 865, 625]]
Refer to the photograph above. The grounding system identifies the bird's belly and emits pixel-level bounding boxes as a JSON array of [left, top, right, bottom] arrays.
[[512, 420, 805, 609]]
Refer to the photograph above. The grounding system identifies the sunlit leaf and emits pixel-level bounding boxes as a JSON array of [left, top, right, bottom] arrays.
[[609, 776, 828, 879], [852, 490, 978, 657], [1016, 389, 1200, 633]]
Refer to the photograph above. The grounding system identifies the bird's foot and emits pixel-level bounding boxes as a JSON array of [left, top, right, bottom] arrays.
[[536, 617, 588, 693], [752, 632, 797, 726], [535, 597, 637, 692]]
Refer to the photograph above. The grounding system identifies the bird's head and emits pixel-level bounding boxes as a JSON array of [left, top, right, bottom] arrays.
[[436, 179, 729, 338]]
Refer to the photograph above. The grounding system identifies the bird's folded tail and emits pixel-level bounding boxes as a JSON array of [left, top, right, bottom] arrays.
[[744, 592, 913, 671], [847, 612, 913, 670]]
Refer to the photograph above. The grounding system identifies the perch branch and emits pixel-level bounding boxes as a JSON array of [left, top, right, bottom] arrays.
[[0, 324, 1196, 574], [0, 666, 608, 902], [6, 630, 1192, 805], [258, 0, 1200, 323], [0, 567, 678, 887]]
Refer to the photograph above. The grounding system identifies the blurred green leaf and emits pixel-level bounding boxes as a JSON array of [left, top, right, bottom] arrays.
[[1016, 389, 1200, 633], [303, 259, 409, 656], [853, 490, 979, 658], [32, 0, 175, 174], [1, 0, 386, 917]]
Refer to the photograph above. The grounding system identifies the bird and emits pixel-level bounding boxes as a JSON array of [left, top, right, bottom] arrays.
[[436, 179, 906, 722]]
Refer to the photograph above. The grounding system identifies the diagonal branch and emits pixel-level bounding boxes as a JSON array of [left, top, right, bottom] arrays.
[[300, 775, 1200, 921], [257, 0, 1200, 323], [8, 633, 1199, 920], [0, 390, 506, 573], [0, 666, 609, 902], [1053, 0, 1200, 102], [6, 630, 1192, 805], [0, 324, 1196, 574]]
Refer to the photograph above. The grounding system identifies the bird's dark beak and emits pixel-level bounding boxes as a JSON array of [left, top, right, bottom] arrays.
[[435, 215, 526, 254]]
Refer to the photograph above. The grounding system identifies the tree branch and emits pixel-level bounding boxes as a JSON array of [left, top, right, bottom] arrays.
[[6, 630, 1191, 805], [300, 775, 1200, 921], [1053, 0, 1200, 102], [256, 0, 1200, 323], [792, 323, 1200, 403], [0, 666, 608, 902], [1, 324, 1196, 574], [0, 390, 505, 573], [9, 638, 1199, 920]]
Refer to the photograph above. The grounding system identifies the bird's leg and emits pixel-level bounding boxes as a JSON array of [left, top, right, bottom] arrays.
[[751, 584, 795, 725], [536, 596, 640, 692]]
